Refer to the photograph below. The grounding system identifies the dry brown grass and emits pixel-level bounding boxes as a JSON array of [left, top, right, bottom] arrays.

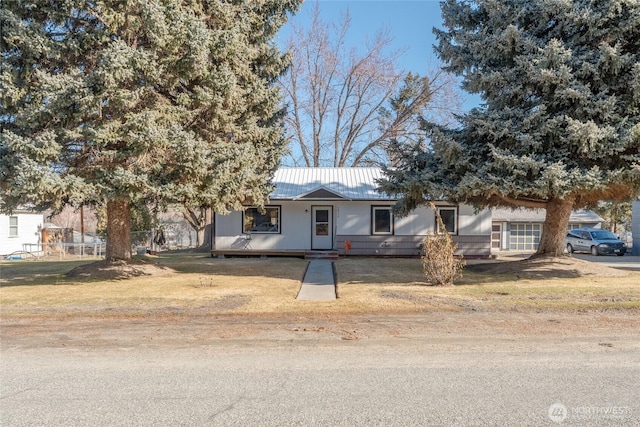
[[1, 254, 639, 319], [336, 257, 640, 313]]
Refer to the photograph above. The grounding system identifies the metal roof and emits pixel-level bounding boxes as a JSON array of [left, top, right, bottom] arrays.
[[270, 168, 391, 200], [492, 208, 604, 223]]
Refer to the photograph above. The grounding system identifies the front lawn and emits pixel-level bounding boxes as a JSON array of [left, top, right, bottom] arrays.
[[1, 253, 639, 319]]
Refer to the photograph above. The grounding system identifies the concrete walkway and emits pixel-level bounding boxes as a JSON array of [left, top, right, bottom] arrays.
[[296, 260, 336, 301]]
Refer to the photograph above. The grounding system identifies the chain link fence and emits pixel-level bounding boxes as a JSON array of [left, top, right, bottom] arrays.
[[4, 220, 197, 261], [16, 242, 106, 260], [132, 221, 197, 253]]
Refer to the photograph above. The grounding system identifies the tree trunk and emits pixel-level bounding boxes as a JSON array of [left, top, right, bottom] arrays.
[[201, 208, 213, 250], [195, 208, 212, 248], [184, 206, 212, 249], [105, 198, 132, 262], [535, 195, 576, 257]]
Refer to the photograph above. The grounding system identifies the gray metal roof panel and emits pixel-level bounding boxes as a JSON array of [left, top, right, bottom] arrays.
[[492, 208, 604, 223], [270, 168, 391, 200]]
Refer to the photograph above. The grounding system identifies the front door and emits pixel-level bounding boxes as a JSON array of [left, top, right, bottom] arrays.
[[311, 206, 333, 250], [491, 223, 502, 250]]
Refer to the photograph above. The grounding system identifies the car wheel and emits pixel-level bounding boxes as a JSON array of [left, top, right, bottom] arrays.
[[617, 252, 625, 257], [590, 246, 598, 256], [566, 243, 573, 254]]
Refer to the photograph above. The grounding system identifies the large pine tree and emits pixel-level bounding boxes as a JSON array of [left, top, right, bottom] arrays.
[[381, 0, 640, 257], [1, 0, 301, 261]]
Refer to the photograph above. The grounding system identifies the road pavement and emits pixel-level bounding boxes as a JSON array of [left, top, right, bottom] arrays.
[[2, 336, 639, 426], [572, 253, 640, 270]]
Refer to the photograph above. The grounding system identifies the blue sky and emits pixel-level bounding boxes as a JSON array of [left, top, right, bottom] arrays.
[[279, 0, 481, 111]]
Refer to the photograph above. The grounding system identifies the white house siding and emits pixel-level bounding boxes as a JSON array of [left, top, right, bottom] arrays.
[[336, 203, 428, 257], [215, 202, 326, 251], [213, 165, 493, 258], [214, 202, 492, 257], [454, 206, 492, 257], [0, 213, 44, 256], [395, 206, 434, 235], [336, 202, 374, 235], [335, 204, 491, 258]]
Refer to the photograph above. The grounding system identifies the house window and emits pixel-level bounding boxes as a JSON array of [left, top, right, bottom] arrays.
[[509, 223, 541, 250], [9, 216, 18, 237], [436, 207, 457, 234], [243, 206, 280, 234], [372, 206, 393, 235]]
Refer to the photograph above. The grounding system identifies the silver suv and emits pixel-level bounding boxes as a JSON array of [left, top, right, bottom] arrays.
[[566, 229, 627, 256]]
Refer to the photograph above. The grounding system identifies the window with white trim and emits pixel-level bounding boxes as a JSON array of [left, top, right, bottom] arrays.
[[436, 207, 457, 234], [9, 216, 18, 237], [372, 206, 393, 235], [243, 206, 280, 233]]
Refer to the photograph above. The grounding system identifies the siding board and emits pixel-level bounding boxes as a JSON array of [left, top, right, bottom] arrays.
[[337, 234, 491, 258]]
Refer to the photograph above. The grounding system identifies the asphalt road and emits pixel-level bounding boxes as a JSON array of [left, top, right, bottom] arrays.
[[2, 337, 639, 426], [572, 253, 640, 270]]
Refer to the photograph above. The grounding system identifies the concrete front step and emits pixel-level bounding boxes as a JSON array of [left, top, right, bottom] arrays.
[[304, 251, 339, 260]]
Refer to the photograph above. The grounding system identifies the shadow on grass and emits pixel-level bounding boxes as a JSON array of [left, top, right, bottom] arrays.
[[336, 255, 610, 287], [0, 253, 308, 287], [465, 260, 583, 280], [155, 253, 308, 281], [454, 270, 518, 285], [0, 260, 96, 287], [1, 253, 608, 288], [336, 257, 519, 287]]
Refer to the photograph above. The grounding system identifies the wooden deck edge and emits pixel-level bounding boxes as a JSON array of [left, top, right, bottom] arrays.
[[212, 250, 490, 260], [211, 250, 306, 258], [211, 249, 340, 260]]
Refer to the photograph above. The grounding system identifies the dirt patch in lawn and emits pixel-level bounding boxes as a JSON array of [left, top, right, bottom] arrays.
[[465, 255, 628, 279]]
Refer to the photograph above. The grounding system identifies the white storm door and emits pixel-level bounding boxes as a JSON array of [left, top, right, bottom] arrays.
[[311, 206, 333, 250]]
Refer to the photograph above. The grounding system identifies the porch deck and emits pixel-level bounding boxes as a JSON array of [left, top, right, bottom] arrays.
[[211, 249, 339, 260]]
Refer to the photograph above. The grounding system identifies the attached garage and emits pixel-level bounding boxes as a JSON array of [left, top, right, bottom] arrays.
[[491, 208, 604, 252]]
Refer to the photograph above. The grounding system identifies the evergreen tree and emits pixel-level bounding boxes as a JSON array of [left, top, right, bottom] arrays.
[[380, 0, 640, 257], [1, 0, 301, 261]]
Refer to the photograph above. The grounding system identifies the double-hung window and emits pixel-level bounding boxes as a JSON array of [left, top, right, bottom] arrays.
[[9, 216, 18, 237], [372, 206, 393, 235], [436, 207, 458, 234], [243, 206, 280, 234]]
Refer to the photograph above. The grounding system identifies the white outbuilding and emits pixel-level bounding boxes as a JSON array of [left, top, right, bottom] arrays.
[[0, 209, 44, 257]]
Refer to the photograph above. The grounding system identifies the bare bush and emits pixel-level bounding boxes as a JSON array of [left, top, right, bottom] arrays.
[[421, 204, 465, 286]]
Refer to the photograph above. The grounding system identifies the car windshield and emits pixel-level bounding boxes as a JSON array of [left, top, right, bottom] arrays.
[[590, 230, 618, 240]]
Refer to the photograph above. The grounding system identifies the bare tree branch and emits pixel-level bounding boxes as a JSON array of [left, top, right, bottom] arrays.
[[280, 2, 461, 167]]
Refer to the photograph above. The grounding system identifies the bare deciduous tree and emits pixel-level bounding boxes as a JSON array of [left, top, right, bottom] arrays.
[[182, 206, 213, 250], [48, 206, 98, 234], [280, 3, 461, 167]]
